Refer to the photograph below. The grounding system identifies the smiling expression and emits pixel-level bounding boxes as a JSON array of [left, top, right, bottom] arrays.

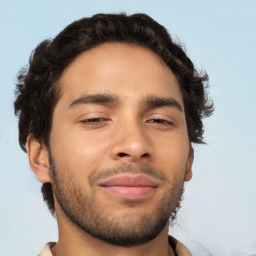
[[36, 42, 193, 245]]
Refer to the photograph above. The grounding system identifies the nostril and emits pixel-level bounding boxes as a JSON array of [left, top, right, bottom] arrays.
[[118, 152, 129, 157], [117, 152, 150, 158]]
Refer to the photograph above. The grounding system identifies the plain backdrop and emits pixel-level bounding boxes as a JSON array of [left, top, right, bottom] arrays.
[[0, 1, 255, 255]]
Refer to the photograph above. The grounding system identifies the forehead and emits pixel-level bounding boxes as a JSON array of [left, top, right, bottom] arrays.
[[58, 42, 183, 106]]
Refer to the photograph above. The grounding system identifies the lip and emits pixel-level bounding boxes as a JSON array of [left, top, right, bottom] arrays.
[[98, 174, 160, 200]]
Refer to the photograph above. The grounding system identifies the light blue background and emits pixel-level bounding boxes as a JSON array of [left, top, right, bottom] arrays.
[[0, 1, 255, 255]]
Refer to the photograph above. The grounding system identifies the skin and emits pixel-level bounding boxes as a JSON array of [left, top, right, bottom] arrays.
[[27, 43, 193, 256]]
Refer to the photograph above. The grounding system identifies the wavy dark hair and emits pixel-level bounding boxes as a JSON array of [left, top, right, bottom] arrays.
[[14, 13, 214, 214]]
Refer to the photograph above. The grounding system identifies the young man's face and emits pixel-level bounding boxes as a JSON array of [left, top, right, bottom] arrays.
[[36, 43, 193, 245]]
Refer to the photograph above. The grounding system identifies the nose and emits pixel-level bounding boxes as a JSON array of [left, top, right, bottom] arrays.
[[110, 121, 153, 163]]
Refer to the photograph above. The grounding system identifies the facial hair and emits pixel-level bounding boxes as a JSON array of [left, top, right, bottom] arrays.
[[49, 154, 185, 247]]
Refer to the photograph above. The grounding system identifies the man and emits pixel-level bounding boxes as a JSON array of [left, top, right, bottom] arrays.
[[14, 13, 213, 256]]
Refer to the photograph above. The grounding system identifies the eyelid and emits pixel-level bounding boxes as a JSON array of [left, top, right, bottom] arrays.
[[80, 117, 109, 122], [145, 113, 175, 122], [77, 111, 110, 120], [77, 111, 112, 127], [144, 113, 176, 130], [79, 117, 111, 129], [146, 118, 174, 126]]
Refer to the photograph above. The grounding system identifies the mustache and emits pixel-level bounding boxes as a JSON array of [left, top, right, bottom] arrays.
[[89, 163, 168, 186]]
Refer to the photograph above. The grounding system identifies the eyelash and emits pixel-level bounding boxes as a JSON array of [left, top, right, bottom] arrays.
[[79, 117, 174, 128], [147, 118, 174, 126], [80, 118, 108, 125]]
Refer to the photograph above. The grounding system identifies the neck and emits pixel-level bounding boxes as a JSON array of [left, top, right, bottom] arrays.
[[52, 208, 175, 256]]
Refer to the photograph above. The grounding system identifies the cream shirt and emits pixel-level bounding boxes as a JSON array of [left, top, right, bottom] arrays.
[[38, 237, 192, 256]]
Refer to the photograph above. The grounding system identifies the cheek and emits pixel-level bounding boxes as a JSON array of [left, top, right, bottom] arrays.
[[154, 133, 189, 176], [49, 126, 112, 173]]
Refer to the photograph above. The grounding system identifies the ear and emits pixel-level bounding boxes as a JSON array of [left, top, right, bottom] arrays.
[[26, 134, 51, 183], [185, 145, 194, 182]]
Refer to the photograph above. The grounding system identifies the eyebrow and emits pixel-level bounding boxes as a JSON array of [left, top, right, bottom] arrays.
[[144, 96, 183, 112], [69, 93, 183, 112], [69, 93, 119, 108]]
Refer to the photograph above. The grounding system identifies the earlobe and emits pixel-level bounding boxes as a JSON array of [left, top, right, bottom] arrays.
[[185, 146, 194, 182], [26, 134, 51, 183]]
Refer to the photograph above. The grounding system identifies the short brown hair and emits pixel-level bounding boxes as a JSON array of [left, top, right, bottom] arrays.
[[14, 13, 214, 214]]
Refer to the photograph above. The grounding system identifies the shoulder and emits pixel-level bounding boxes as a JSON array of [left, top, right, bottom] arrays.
[[38, 242, 56, 256], [169, 236, 192, 256]]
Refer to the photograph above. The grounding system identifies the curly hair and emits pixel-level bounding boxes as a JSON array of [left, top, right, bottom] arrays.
[[14, 13, 214, 214]]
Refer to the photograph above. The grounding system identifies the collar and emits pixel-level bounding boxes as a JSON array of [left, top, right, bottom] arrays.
[[38, 236, 191, 256], [169, 236, 192, 256]]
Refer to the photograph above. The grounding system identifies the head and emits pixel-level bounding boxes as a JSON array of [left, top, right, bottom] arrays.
[[14, 13, 213, 246]]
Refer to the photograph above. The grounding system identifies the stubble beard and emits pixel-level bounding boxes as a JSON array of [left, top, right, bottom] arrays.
[[49, 154, 185, 247]]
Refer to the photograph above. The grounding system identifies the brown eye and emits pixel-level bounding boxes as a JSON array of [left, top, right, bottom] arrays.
[[81, 118, 105, 124], [148, 119, 173, 126], [80, 117, 110, 128]]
